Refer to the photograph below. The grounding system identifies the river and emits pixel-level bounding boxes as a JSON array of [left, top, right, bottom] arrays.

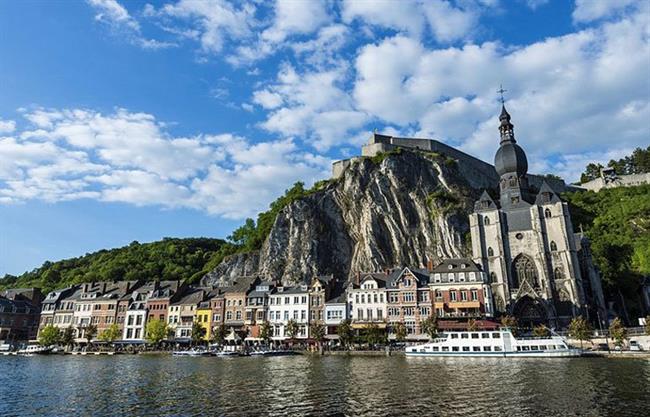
[[1, 355, 648, 416]]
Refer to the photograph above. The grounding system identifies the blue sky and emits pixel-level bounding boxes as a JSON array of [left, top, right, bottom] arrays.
[[1, 0, 648, 276]]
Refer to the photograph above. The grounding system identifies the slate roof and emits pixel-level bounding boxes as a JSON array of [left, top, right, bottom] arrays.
[[171, 288, 206, 306], [430, 258, 481, 273], [385, 267, 431, 289]]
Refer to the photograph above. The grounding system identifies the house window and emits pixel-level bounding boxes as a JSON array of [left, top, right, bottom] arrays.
[[488, 247, 494, 257], [435, 290, 442, 301], [357, 309, 363, 320], [403, 292, 414, 302], [377, 309, 383, 320], [450, 291, 458, 302], [471, 289, 479, 301], [403, 307, 414, 316], [236, 311, 242, 320], [460, 291, 468, 301], [389, 292, 399, 303], [367, 309, 373, 320]]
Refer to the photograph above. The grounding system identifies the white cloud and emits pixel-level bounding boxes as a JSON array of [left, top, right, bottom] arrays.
[[342, 0, 485, 43], [572, 0, 641, 23], [0, 119, 16, 133], [87, 0, 175, 49], [0, 108, 330, 218], [257, 63, 369, 151], [156, 0, 256, 54], [351, 8, 650, 181], [261, 0, 330, 43]]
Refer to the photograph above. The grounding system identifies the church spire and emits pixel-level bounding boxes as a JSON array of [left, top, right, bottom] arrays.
[[497, 85, 515, 144]]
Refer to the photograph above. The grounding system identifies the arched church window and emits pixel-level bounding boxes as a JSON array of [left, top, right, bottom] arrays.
[[487, 247, 494, 257], [509, 178, 516, 187], [489, 272, 497, 284], [484, 216, 490, 225], [511, 254, 538, 288], [544, 208, 552, 218], [550, 241, 558, 252], [554, 267, 564, 280]]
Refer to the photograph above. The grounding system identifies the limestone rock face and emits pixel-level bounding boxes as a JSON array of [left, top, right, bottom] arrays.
[[202, 151, 482, 287]]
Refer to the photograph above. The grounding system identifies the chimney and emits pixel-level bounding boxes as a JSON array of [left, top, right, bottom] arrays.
[[355, 271, 361, 286], [427, 259, 434, 271]]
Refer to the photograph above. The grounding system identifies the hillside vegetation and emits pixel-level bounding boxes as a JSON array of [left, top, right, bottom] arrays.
[[564, 184, 650, 314], [0, 238, 225, 293]]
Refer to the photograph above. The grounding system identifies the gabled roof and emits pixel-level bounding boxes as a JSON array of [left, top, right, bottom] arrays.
[[430, 258, 481, 273], [535, 181, 562, 205], [386, 267, 430, 289], [474, 190, 498, 212], [171, 288, 206, 306]]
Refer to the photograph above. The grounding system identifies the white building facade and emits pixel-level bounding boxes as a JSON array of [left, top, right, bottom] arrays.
[[268, 286, 310, 340]]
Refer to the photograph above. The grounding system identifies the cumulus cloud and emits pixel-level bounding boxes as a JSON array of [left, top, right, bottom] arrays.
[[351, 7, 650, 180], [87, 0, 175, 49], [342, 0, 484, 43], [256, 64, 369, 151], [572, 0, 642, 23], [0, 119, 16, 133], [0, 109, 331, 218]]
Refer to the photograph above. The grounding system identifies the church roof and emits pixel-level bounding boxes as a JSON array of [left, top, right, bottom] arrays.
[[474, 190, 498, 212], [534, 181, 562, 205]]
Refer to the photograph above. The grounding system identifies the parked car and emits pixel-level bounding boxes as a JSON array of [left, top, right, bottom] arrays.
[[595, 343, 609, 351]]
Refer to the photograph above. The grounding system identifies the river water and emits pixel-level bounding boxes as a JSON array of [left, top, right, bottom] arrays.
[[1, 355, 648, 416]]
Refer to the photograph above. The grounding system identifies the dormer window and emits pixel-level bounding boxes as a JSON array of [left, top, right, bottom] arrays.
[[544, 208, 552, 218], [448, 264, 453, 270], [484, 216, 490, 225], [461, 264, 466, 269]]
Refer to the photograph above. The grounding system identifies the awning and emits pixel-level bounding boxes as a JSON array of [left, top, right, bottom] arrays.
[[351, 323, 387, 329], [225, 329, 242, 342]]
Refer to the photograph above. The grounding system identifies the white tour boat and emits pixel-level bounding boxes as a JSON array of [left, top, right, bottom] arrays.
[[16, 345, 54, 355], [405, 328, 581, 358]]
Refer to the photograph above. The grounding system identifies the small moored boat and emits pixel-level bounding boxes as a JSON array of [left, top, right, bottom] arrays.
[[172, 348, 210, 357], [16, 345, 53, 355], [405, 328, 581, 358]]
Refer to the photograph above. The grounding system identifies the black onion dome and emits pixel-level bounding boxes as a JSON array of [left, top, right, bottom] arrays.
[[495, 142, 528, 177]]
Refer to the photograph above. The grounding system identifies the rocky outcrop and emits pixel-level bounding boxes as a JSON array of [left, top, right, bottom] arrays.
[[202, 150, 486, 287]]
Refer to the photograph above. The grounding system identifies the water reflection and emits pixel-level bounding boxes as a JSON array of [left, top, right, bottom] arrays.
[[1, 355, 648, 416]]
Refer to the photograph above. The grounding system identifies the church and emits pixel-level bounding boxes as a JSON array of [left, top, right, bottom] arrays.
[[470, 105, 606, 328]]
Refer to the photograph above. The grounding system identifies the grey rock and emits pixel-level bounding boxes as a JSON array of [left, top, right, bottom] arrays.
[[202, 151, 482, 287]]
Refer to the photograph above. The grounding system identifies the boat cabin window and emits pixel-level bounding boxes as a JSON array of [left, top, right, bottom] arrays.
[[420, 349, 426, 353], [539, 345, 547, 350], [483, 346, 492, 351], [461, 333, 469, 339], [452, 347, 460, 352], [522, 346, 529, 351], [481, 333, 490, 339], [471, 333, 479, 339], [432, 347, 439, 351], [462, 347, 470, 352], [442, 347, 449, 351], [494, 346, 502, 351], [531, 346, 539, 351], [516, 346, 521, 351], [492, 333, 501, 338], [473, 347, 481, 352], [451, 333, 459, 339]]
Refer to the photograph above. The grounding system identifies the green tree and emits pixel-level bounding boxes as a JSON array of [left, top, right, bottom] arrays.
[[97, 323, 121, 343], [285, 319, 299, 340], [60, 326, 75, 350], [146, 319, 169, 346], [365, 323, 386, 347], [211, 324, 226, 345], [645, 316, 650, 336], [84, 324, 97, 344], [259, 322, 272, 344], [500, 315, 519, 336], [337, 319, 354, 349], [310, 321, 326, 345], [467, 319, 478, 332], [580, 162, 604, 183], [568, 317, 592, 349], [38, 325, 60, 347], [191, 321, 207, 346], [609, 317, 628, 347], [420, 315, 438, 340], [393, 321, 407, 342], [532, 324, 550, 338]]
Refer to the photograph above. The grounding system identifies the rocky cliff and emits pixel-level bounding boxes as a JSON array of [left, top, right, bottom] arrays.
[[202, 150, 487, 287]]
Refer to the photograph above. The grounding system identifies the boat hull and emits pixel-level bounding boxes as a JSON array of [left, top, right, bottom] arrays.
[[406, 349, 581, 358]]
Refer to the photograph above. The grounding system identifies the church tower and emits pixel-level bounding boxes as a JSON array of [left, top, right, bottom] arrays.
[[469, 105, 606, 328]]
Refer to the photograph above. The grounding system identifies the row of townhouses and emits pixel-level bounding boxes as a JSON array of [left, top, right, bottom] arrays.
[[19, 257, 494, 344]]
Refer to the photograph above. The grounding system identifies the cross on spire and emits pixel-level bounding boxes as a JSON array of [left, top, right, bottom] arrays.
[[497, 84, 507, 104]]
